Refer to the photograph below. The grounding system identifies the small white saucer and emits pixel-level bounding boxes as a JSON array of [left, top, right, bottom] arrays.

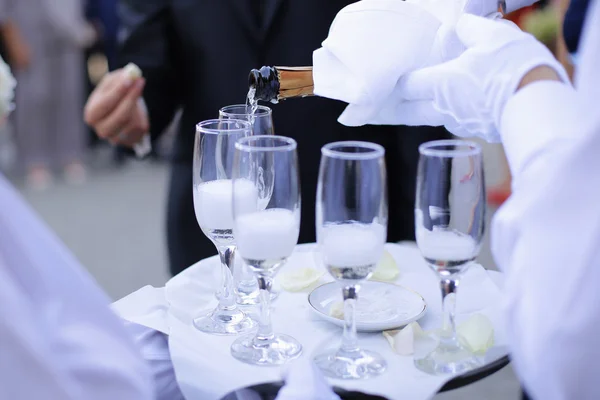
[[308, 281, 427, 332]]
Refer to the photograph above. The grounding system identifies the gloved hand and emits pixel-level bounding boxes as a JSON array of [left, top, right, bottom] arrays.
[[406, 0, 502, 24], [373, 14, 569, 142], [312, 0, 449, 126], [312, 0, 506, 127]]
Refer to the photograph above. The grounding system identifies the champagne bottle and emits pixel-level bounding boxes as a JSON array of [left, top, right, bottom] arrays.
[[248, 66, 314, 102]]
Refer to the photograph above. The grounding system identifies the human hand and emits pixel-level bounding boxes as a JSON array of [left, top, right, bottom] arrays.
[[84, 68, 149, 147], [379, 14, 568, 142]]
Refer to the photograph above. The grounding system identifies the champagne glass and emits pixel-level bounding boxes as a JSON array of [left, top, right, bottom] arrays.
[[314, 141, 388, 380], [414, 139, 485, 374], [192, 119, 256, 335], [219, 104, 277, 305], [219, 104, 274, 135], [230, 135, 302, 365]]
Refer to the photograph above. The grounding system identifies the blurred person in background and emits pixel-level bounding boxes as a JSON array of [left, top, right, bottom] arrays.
[[0, 17, 28, 171], [86, 0, 119, 71], [84, 0, 118, 152], [563, 0, 590, 59], [0, 17, 30, 71], [85, 0, 449, 276], [0, 23, 183, 400], [3, 0, 97, 190], [85, 0, 153, 165], [487, 0, 580, 206]]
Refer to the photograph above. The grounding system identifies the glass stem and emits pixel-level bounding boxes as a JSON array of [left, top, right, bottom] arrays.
[[216, 246, 237, 311], [255, 275, 274, 343], [340, 285, 359, 353], [439, 278, 459, 347]]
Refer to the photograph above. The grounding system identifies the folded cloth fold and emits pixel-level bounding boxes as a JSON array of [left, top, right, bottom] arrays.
[[313, 0, 443, 126], [112, 285, 170, 335], [312, 0, 501, 127]]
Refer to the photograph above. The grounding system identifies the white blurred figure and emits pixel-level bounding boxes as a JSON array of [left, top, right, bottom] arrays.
[[0, 52, 183, 400]]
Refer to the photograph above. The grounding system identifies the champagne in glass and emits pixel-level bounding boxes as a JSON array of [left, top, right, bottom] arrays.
[[219, 104, 277, 305], [230, 135, 302, 366], [414, 139, 485, 374], [192, 119, 256, 335], [314, 141, 388, 380]]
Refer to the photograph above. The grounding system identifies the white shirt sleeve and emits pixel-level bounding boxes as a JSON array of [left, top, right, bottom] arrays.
[[493, 1, 600, 398], [0, 174, 155, 400]]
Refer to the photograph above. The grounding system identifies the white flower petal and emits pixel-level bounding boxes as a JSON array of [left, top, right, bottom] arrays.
[[329, 300, 344, 319], [279, 267, 324, 292], [383, 322, 424, 355], [457, 314, 495, 354], [370, 249, 400, 281], [124, 62, 143, 80]]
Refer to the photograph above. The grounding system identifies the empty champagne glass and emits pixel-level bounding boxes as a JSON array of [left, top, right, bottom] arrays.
[[314, 141, 388, 380], [219, 104, 274, 135], [219, 104, 276, 305], [230, 135, 302, 365], [192, 119, 256, 335], [414, 139, 485, 374]]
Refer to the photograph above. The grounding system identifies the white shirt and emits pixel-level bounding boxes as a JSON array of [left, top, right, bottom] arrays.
[[493, 0, 600, 398], [0, 173, 167, 399]]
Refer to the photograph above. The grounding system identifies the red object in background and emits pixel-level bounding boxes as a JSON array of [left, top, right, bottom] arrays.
[[505, 4, 539, 26], [487, 188, 512, 206], [487, 6, 540, 207]]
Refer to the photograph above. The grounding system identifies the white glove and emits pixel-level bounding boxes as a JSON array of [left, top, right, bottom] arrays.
[[312, 0, 505, 127], [275, 358, 340, 400], [312, 0, 449, 126], [406, 0, 502, 24], [378, 14, 569, 142]]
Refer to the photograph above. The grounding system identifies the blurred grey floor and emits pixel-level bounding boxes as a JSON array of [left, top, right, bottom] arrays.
[[12, 149, 172, 301], [10, 143, 520, 400]]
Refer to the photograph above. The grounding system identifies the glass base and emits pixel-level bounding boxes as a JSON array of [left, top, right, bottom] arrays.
[[314, 348, 387, 380], [414, 342, 483, 375], [193, 307, 256, 335], [231, 333, 302, 366], [236, 287, 280, 305]]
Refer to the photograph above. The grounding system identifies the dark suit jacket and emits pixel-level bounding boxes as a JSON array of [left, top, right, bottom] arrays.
[[118, 0, 449, 274]]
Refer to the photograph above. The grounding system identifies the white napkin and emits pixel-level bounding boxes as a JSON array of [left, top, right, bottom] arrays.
[[312, 0, 500, 127], [275, 359, 341, 400], [162, 244, 508, 400], [111, 285, 170, 335]]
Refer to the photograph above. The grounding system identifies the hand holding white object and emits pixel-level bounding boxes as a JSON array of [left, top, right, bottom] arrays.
[[385, 14, 568, 142]]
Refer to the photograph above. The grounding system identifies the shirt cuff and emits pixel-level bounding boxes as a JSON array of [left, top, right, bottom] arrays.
[[500, 80, 580, 178]]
